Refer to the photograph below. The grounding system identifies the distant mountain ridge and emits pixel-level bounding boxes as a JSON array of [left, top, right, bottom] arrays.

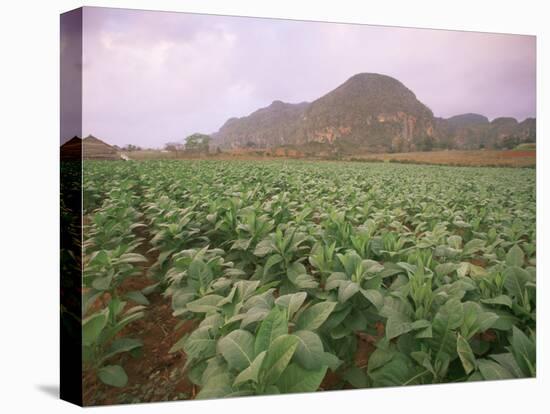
[[215, 101, 309, 148], [212, 73, 535, 152]]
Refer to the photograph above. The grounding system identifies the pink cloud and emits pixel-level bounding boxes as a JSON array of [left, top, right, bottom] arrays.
[[78, 7, 535, 147]]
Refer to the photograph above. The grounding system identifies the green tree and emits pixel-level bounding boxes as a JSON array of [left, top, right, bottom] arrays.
[[164, 142, 184, 157], [501, 135, 520, 150], [185, 133, 212, 154], [122, 144, 142, 152], [419, 136, 434, 152]]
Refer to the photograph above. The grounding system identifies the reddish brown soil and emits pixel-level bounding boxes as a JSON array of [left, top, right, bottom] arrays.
[[480, 330, 497, 343], [82, 274, 198, 406], [82, 227, 198, 406], [320, 322, 385, 391], [354, 334, 377, 369], [359, 150, 536, 167], [319, 369, 343, 390], [498, 150, 535, 158], [468, 258, 488, 267]]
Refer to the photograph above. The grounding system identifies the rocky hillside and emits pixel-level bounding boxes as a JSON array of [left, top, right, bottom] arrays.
[[299, 73, 436, 152], [214, 101, 308, 148], [436, 115, 536, 150], [212, 73, 535, 152]]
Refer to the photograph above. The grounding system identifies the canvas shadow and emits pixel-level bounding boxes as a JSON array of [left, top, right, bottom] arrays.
[[36, 384, 59, 399]]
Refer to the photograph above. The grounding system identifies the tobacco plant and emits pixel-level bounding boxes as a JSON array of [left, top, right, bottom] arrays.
[[82, 160, 536, 398]]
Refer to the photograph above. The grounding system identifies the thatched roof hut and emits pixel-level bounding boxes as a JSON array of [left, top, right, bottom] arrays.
[[60, 136, 82, 160], [82, 135, 121, 160]]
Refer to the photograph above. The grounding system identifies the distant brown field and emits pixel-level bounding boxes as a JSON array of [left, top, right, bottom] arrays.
[[352, 149, 536, 167], [122, 149, 535, 167], [121, 150, 180, 160]]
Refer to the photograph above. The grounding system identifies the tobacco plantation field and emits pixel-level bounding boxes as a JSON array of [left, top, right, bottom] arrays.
[[81, 160, 536, 405]]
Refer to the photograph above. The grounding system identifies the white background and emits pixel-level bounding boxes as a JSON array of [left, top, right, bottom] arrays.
[[0, 0, 547, 412]]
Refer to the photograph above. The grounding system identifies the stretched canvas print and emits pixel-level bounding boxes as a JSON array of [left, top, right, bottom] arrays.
[[60, 6, 536, 407]]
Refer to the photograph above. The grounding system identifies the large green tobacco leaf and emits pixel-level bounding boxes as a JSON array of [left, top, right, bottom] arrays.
[[169, 334, 188, 354], [218, 329, 256, 371], [325, 272, 347, 290], [480, 295, 513, 309], [447, 235, 462, 250], [510, 327, 536, 377], [89, 250, 109, 267], [124, 290, 150, 306], [82, 310, 108, 346], [369, 352, 423, 387], [461, 301, 498, 339], [318, 351, 343, 371], [435, 262, 458, 278], [98, 365, 128, 387], [368, 347, 396, 372], [117, 252, 147, 264], [240, 307, 270, 328], [186, 295, 224, 313], [386, 314, 414, 340], [506, 245, 525, 267], [462, 239, 486, 256], [260, 334, 300, 385], [457, 334, 476, 374], [489, 353, 523, 378], [477, 359, 514, 380], [234, 351, 267, 386], [430, 298, 464, 358], [255, 306, 288, 355], [338, 281, 360, 303], [287, 262, 318, 289], [295, 301, 337, 331], [276, 363, 327, 394], [92, 273, 113, 291], [293, 330, 325, 370], [102, 338, 143, 362], [254, 239, 274, 257], [183, 327, 217, 360], [490, 309, 520, 331], [342, 366, 369, 388], [196, 372, 235, 399], [503, 267, 531, 303], [235, 280, 261, 301], [275, 292, 307, 320], [199, 356, 227, 386], [489, 352, 524, 378], [188, 259, 214, 292], [360, 288, 384, 310], [380, 296, 414, 340]]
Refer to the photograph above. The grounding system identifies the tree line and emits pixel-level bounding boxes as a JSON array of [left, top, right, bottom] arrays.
[[164, 133, 213, 156]]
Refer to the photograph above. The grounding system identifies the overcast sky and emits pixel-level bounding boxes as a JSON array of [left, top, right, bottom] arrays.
[[75, 7, 536, 148]]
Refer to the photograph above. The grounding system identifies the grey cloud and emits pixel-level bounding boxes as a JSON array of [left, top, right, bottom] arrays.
[[80, 7, 535, 147]]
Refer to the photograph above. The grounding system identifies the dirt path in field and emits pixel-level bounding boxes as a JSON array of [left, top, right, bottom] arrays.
[[82, 228, 197, 406]]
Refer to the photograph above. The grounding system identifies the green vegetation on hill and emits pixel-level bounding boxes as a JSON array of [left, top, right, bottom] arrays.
[[515, 143, 536, 151], [212, 73, 536, 153]]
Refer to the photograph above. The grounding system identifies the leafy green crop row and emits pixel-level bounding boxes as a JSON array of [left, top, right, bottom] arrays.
[[83, 175, 149, 387], [83, 160, 536, 397]]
